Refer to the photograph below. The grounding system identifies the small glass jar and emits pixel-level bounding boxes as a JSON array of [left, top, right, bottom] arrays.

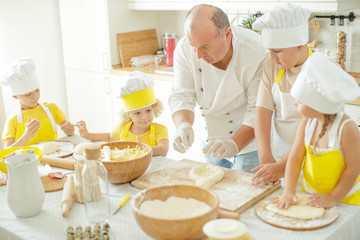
[[82, 143, 110, 223], [155, 50, 165, 67]]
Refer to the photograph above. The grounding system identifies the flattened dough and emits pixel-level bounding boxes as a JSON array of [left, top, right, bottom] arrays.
[[189, 164, 224, 189], [267, 195, 325, 220], [41, 142, 59, 155]]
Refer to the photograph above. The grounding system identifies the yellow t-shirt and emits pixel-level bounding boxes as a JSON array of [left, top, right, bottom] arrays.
[[111, 122, 168, 146], [2, 102, 67, 143]]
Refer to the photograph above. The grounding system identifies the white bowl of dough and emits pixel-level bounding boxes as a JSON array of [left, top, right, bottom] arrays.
[[131, 184, 219, 240]]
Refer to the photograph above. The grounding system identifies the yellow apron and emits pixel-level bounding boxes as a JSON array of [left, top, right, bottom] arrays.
[[15, 103, 58, 146], [302, 112, 360, 205], [121, 121, 156, 146]]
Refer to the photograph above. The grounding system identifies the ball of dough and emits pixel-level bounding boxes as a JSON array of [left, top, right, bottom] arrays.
[[41, 142, 60, 155], [189, 164, 224, 189], [74, 142, 91, 155]]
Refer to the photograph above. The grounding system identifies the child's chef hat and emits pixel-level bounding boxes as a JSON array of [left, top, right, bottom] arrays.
[[120, 71, 157, 112], [252, 3, 310, 48], [0, 58, 40, 96], [291, 52, 360, 114]]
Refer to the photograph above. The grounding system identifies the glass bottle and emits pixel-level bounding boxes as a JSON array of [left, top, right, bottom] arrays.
[[82, 143, 110, 223]]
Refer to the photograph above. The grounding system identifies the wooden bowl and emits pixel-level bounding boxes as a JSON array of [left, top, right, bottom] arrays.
[[132, 184, 219, 240], [100, 141, 152, 184]]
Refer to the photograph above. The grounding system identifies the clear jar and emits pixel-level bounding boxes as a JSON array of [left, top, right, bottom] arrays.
[[82, 143, 110, 223]]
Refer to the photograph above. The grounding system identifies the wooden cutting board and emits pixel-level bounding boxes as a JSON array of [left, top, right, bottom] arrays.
[[131, 159, 280, 214], [117, 29, 159, 67]]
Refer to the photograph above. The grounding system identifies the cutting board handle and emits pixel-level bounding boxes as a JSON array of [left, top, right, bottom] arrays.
[[218, 209, 240, 220]]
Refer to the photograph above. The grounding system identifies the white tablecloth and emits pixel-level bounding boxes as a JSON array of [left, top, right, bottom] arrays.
[[1, 155, 360, 240]]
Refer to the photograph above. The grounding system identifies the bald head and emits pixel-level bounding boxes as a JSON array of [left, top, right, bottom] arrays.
[[185, 4, 230, 36]]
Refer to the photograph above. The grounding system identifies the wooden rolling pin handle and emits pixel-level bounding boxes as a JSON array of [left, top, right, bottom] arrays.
[[41, 155, 75, 170], [61, 176, 75, 218], [218, 209, 240, 220], [62, 202, 71, 218]]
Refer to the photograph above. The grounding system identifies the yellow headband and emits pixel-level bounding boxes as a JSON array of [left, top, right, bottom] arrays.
[[122, 87, 156, 111]]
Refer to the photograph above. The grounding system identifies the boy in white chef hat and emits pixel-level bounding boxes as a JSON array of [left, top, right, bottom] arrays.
[[251, 3, 313, 185], [76, 71, 169, 156], [1, 58, 75, 148], [277, 52, 360, 208]]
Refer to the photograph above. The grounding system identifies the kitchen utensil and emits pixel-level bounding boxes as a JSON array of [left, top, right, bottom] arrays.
[[131, 159, 280, 214], [308, 21, 320, 48], [112, 193, 130, 215], [0, 147, 42, 174], [117, 29, 159, 67], [163, 32, 176, 66], [61, 175, 75, 218], [255, 196, 338, 230], [132, 184, 219, 240], [48, 171, 74, 179], [5, 153, 45, 217], [100, 141, 152, 184], [41, 155, 75, 170]]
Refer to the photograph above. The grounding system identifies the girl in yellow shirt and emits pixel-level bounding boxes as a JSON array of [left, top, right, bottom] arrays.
[[76, 71, 169, 157], [277, 53, 360, 209]]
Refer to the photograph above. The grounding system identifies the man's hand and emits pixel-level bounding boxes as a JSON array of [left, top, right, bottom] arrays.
[[60, 121, 75, 136], [202, 139, 239, 160], [251, 162, 284, 185], [173, 122, 194, 153], [24, 117, 41, 141]]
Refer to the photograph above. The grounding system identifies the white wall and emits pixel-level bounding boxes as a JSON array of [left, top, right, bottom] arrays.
[[0, 0, 68, 118]]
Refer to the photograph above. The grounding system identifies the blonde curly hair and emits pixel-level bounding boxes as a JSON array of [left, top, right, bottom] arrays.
[[120, 99, 164, 125]]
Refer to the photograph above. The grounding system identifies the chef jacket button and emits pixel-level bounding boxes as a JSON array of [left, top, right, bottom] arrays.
[[229, 120, 233, 123], [201, 114, 205, 117], [201, 87, 204, 92], [204, 127, 207, 130], [229, 131, 233, 134], [199, 68, 202, 72], [200, 107, 203, 109], [226, 113, 230, 115], [205, 139, 208, 143]]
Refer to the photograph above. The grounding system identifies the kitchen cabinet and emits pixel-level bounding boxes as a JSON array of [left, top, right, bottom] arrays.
[[128, 0, 360, 12], [59, 0, 113, 131]]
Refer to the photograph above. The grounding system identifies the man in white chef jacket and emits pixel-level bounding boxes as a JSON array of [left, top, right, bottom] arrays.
[[251, 3, 312, 185], [169, 4, 267, 172]]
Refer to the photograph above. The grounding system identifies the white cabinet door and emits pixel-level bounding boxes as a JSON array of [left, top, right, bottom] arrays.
[[65, 69, 113, 133], [59, 0, 111, 72]]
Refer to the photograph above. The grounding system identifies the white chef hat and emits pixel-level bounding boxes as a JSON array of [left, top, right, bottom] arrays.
[[120, 71, 157, 112], [291, 52, 360, 114], [252, 3, 311, 49], [0, 58, 40, 96]]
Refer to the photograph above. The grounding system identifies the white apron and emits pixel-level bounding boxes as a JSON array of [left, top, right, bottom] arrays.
[[270, 70, 301, 161], [270, 48, 313, 161]]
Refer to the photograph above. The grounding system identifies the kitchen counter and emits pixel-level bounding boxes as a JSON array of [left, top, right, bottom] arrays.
[[110, 65, 174, 82], [1, 135, 360, 239]]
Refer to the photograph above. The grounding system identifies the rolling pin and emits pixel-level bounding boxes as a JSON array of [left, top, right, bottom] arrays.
[[218, 209, 240, 220], [41, 155, 75, 170], [61, 175, 75, 218]]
